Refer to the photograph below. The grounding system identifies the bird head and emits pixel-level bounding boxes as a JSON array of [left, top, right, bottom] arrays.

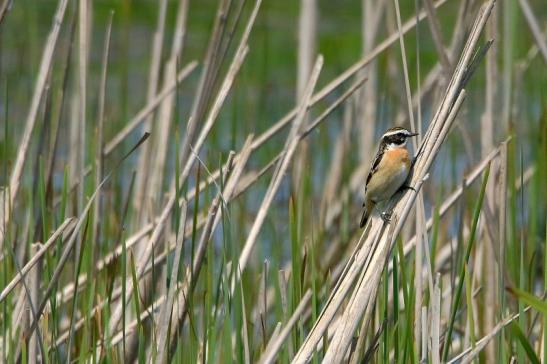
[[381, 127, 418, 149]]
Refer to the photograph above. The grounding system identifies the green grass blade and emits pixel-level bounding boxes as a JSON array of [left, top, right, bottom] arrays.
[[509, 321, 540, 364], [506, 287, 547, 315]]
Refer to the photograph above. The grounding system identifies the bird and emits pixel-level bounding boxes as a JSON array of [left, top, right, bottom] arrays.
[[360, 126, 418, 228]]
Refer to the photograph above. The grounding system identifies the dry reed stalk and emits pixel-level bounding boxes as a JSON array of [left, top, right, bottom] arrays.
[[147, 62, 177, 204], [290, 225, 379, 362], [174, 0, 233, 182], [481, 5, 498, 360], [423, 0, 452, 74], [431, 273, 441, 364], [449, 308, 531, 364], [517, 0, 547, 63], [27, 243, 41, 364], [240, 277, 252, 364], [293, 0, 317, 190], [321, 201, 418, 362], [262, 323, 282, 359], [0, 0, 69, 248], [394, 0, 429, 354], [0, 0, 10, 25], [291, 0, 318, 191], [358, 0, 384, 165], [123, 3, 189, 348], [6, 238, 47, 361], [132, 0, 168, 222], [146, 0, 189, 213], [320, 102, 352, 229], [415, 191, 431, 352], [68, 30, 93, 353], [259, 291, 313, 364], [297, 0, 317, 100], [6, 289, 26, 357], [277, 270, 293, 355], [92, 11, 113, 252], [347, 304, 373, 364], [422, 306, 428, 362], [393, 0, 470, 130], [12, 247, 46, 361], [391, 0, 426, 354], [153, 200, 187, 363], [294, 1, 496, 360], [393, 62, 439, 127], [496, 139, 508, 359], [76, 0, 89, 227], [0, 218, 75, 303], [501, 0, 513, 133], [68, 94, 79, 206], [257, 260, 270, 348], [404, 0, 472, 128], [233, 55, 323, 292], [169, 0, 189, 59]]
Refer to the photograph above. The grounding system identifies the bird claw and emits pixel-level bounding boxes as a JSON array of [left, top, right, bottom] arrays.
[[381, 211, 392, 223], [398, 184, 416, 193]]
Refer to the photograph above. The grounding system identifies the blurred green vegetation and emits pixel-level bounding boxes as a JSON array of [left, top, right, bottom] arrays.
[[0, 0, 545, 362]]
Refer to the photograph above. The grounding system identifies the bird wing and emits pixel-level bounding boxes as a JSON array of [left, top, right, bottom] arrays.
[[365, 145, 385, 192]]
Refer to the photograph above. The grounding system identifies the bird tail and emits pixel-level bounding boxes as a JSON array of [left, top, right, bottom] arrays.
[[360, 200, 376, 228]]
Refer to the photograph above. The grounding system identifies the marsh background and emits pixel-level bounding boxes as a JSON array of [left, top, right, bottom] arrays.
[[0, 0, 545, 362]]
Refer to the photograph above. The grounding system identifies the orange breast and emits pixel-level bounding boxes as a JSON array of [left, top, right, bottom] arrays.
[[389, 148, 410, 164], [366, 148, 411, 202]]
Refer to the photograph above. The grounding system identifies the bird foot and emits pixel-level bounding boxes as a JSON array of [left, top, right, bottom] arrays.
[[397, 184, 416, 193], [380, 211, 392, 223]]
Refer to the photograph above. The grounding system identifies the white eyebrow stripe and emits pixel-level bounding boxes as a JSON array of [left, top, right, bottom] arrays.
[[383, 129, 407, 137]]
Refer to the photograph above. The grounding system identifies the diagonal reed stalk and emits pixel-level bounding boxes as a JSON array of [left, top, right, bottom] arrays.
[[292, 1, 497, 362], [1, 0, 544, 361], [232, 55, 324, 293]]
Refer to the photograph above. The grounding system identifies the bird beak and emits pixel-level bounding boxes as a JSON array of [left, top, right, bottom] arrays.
[[408, 132, 419, 137]]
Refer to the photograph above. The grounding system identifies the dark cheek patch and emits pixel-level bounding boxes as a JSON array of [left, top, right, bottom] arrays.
[[385, 135, 404, 145]]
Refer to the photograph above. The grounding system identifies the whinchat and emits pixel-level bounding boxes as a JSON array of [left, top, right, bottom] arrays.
[[360, 127, 418, 228]]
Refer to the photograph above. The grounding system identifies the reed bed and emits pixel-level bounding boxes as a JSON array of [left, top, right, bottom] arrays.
[[0, 0, 545, 363]]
